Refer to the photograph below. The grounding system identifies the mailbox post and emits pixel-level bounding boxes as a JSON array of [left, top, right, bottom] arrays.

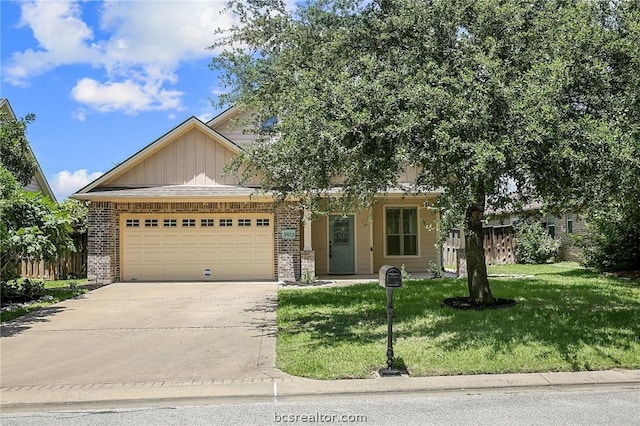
[[378, 265, 403, 376]]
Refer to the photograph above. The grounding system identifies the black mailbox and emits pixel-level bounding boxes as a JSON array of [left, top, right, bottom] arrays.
[[379, 265, 402, 288]]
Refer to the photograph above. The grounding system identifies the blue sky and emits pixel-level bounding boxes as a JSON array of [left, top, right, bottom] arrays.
[[1, 0, 238, 200]]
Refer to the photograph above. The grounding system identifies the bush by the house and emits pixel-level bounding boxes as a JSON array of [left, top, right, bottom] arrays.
[[514, 220, 560, 264], [579, 205, 640, 272], [1, 278, 46, 301]]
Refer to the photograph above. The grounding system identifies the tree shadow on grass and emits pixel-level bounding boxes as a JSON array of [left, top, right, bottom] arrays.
[[277, 276, 640, 371]]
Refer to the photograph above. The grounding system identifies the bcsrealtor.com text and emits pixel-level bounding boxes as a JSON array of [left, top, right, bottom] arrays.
[[274, 412, 368, 423]]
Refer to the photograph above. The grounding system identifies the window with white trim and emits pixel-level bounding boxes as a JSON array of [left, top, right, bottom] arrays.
[[545, 216, 556, 238], [385, 207, 418, 256], [163, 219, 177, 227], [219, 218, 233, 227], [126, 219, 140, 227], [238, 218, 251, 227]]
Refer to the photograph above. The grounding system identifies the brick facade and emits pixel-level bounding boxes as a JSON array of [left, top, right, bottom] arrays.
[[86, 200, 302, 283], [275, 205, 302, 281], [87, 202, 117, 284]]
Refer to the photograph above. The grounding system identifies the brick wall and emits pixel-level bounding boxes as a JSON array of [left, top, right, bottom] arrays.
[[275, 204, 302, 281], [87, 201, 117, 283]]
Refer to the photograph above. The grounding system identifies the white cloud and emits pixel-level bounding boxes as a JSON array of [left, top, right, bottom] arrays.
[[71, 77, 183, 114], [5, 0, 235, 113], [52, 169, 103, 200]]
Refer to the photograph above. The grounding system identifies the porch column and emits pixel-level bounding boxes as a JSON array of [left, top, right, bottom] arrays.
[[300, 210, 316, 281]]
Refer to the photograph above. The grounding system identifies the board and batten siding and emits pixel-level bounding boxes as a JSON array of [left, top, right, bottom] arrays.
[[107, 128, 258, 187], [211, 110, 260, 150]]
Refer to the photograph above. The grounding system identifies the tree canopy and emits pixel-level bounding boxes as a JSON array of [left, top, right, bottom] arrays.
[[0, 111, 37, 187], [211, 0, 639, 303]]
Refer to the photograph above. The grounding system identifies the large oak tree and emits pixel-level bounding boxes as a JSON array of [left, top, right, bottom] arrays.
[[211, 0, 638, 304]]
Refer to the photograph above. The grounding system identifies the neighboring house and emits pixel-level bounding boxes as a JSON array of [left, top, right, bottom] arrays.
[[486, 203, 588, 262], [72, 106, 441, 283], [0, 99, 56, 202], [444, 204, 588, 269]]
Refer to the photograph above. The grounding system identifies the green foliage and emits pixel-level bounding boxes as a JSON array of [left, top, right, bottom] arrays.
[[212, 0, 636, 212], [400, 264, 411, 281], [579, 201, 640, 272], [1, 278, 45, 299], [514, 220, 560, 264], [60, 199, 88, 234], [0, 111, 37, 186], [428, 261, 443, 278], [0, 191, 74, 280], [301, 269, 317, 284], [0, 166, 19, 200]]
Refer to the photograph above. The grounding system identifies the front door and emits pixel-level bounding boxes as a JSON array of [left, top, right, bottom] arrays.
[[329, 215, 355, 274]]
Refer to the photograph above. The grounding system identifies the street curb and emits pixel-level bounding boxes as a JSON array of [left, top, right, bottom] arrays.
[[2, 370, 639, 412]]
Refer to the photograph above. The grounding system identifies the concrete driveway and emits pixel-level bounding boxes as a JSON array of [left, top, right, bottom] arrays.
[[1, 282, 288, 395]]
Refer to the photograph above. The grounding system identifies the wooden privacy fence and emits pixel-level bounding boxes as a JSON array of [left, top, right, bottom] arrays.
[[19, 233, 87, 280], [444, 225, 516, 267], [20, 250, 87, 280]]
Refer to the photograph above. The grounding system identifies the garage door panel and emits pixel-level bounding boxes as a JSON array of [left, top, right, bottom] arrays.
[[122, 214, 274, 281]]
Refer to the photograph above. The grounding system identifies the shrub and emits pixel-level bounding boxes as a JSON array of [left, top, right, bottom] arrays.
[[21, 279, 45, 298], [1, 280, 21, 299], [514, 220, 560, 264], [578, 206, 640, 272], [0, 278, 46, 300]]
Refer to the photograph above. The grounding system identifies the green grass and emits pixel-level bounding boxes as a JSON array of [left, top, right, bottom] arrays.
[[1, 279, 88, 322], [276, 265, 640, 379]]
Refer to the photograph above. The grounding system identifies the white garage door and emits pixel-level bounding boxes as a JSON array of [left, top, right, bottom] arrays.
[[121, 214, 274, 281]]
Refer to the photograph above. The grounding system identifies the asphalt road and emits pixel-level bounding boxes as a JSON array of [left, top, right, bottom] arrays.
[[1, 388, 638, 425]]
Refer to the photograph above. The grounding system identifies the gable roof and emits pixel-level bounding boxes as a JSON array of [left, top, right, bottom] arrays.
[[0, 98, 57, 202], [74, 116, 243, 195]]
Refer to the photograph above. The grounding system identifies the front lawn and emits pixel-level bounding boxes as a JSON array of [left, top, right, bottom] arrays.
[[276, 265, 639, 379], [1, 279, 88, 322]]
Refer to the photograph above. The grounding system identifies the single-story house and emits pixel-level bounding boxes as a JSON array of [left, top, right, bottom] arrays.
[[73, 106, 441, 283]]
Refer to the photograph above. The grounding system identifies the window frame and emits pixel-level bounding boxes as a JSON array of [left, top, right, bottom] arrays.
[[384, 206, 420, 257]]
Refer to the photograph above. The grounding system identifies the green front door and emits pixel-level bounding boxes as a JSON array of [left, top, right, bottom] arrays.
[[329, 215, 355, 274]]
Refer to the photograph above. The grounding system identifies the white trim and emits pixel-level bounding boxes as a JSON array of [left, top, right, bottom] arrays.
[[303, 210, 312, 251], [369, 207, 374, 274], [382, 205, 421, 259]]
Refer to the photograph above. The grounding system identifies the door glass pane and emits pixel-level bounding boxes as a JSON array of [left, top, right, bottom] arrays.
[[333, 218, 350, 245]]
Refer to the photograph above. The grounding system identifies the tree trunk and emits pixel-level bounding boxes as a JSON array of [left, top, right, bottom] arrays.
[[464, 188, 495, 305]]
